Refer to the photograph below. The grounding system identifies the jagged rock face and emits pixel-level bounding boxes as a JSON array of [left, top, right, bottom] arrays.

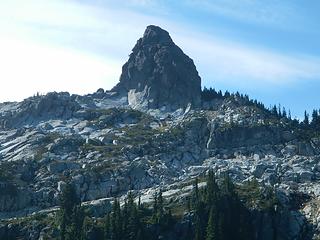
[[112, 25, 201, 110], [0, 92, 80, 129]]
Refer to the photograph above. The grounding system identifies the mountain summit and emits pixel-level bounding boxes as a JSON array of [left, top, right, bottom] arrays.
[[112, 25, 201, 110], [3, 25, 320, 240]]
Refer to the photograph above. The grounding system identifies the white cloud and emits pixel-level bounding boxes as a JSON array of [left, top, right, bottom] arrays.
[[174, 32, 320, 86], [0, 36, 121, 102], [0, 0, 319, 103]]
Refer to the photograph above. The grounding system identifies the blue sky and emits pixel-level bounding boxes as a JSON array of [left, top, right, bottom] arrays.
[[0, 0, 320, 118]]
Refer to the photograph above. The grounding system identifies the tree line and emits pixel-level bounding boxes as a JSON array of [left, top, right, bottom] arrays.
[[202, 87, 320, 132], [57, 171, 262, 240]]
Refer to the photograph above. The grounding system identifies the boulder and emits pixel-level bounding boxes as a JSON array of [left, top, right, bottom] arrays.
[[47, 161, 80, 174], [299, 170, 314, 182], [252, 163, 269, 178], [281, 145, 297, 156]]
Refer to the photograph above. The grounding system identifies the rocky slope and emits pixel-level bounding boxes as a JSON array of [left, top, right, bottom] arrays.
[[1, 26, 320, 239]]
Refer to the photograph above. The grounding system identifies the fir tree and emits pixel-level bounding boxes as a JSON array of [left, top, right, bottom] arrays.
[[271, 105, 278, 116], [282, 107, 287, 118], [288, 110, 292, 120], [192, 178, 200, 208], [58, 183, 84, 240], [194, 215, 204, 240], [206, 207, 217, 240], [110, 198, 122, 240], [303, 110, 309, 126], [312, 109, 319, 126], [206, 170, 219, 206], [157, 190, 164, 223], [104, 214, 111, 240]]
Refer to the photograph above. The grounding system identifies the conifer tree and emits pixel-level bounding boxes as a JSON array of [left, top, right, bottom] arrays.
[[104, 214, 111, 240], [206, 170, 219, 206], [157, 190, 164, 222], [152, 192, 158, 223], [303, 110, 309, 126], [110, 198, 122, 240], [312, 109, 319, 126], [271, 105, 278, 116], [288, 110, 292, 120], [206, 207, 216, 240], [278, 104, 282, 117], [152, 190, 165, 225], [194, 215, 204, 240], [59, 183, 84, 240], [282, 107, 287, 118], [192, 178, 200, 208]]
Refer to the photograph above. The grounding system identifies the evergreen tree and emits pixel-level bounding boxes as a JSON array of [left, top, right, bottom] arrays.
[[110, 198, 122, 240], [192, 178, 200, 208], [288, 110, 292, 120], [206, 207, 217, 240], [282, 107, 287, 118], [221, 173, 235, 197], [104, 214, 111, 240], [59, 183, 84, 240], [152, 190, 166, 226], [157, 190, 164, 223], [271, 105, 278, 116], [206, 170, 219, 206], [312, 109, 319, 126], [303, 110, 309, 126], [194, 197, 206, 240], [152, 192, 158, 223], [138, 195, 141, 209], [126, 191, 140, 240], [82, 217, 91, 240], [67, 206, 85, 240], [194, 215, 204, 240], [278, 104, 282, 117]]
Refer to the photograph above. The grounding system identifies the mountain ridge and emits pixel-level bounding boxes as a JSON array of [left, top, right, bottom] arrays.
[[1, 26, 320, 239]]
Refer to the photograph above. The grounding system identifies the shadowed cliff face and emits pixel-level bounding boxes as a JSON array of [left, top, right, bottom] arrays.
[[112, 25, 201, 111]]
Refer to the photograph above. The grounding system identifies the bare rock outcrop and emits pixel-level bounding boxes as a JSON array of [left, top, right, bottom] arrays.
[[112, 25, 201, 111]]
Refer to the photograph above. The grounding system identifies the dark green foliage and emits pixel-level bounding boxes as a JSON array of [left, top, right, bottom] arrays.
[[201, 87, 223, 101], [191, 171, 254, 240], [292, 108, 320, 139], [152, 190, 164, 224], [206, 208, 217, 240], [202, 86, 320, 141], [104, 194, 145, 240], [0, 182, 17, 196], [53, 174, 279, 240], [310, 109, 320, 131], [237, 178, 273, 210], [103, 190, 176, 240], [58, 183, 85, 240], [304, 111, 309, 126]]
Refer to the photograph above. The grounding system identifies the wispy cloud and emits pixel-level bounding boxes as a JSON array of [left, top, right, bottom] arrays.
[[174, 32, 320, 86], [185, 0, 300, 28], [0, 0, 319, 103], [0, 35, 121, 102]]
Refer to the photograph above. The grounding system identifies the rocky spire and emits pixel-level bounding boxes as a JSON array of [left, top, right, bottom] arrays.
[[112, 25, 202, 111]]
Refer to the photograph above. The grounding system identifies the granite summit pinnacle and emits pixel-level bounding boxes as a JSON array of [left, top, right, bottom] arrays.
[[112, 25, 202, 111]]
